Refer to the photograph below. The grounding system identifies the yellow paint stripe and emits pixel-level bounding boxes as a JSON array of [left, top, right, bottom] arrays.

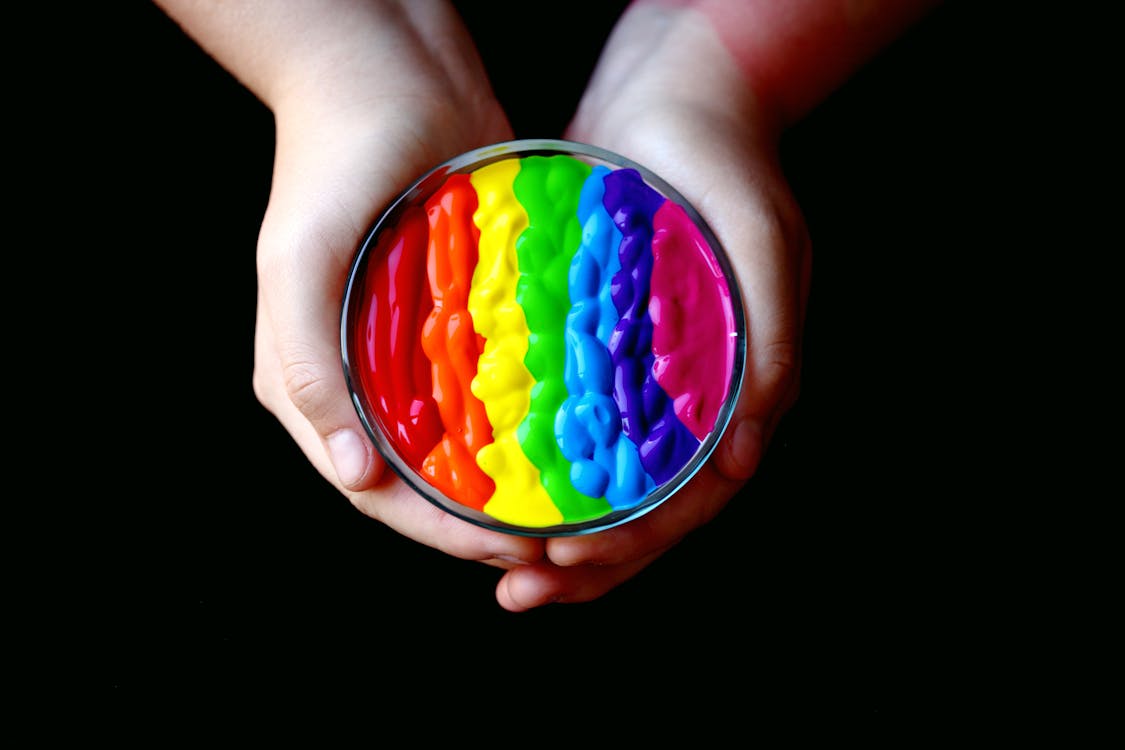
[[468, 160, 562, 527]]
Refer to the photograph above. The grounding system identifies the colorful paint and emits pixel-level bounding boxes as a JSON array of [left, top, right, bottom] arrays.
[[348, 148, 740, 531]]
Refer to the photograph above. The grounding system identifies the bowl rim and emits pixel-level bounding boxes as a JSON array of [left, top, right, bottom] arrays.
[[340, 138, 747, 537]]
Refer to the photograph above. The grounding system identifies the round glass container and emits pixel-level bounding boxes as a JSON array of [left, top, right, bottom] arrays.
[[341, 139, 745, 536]]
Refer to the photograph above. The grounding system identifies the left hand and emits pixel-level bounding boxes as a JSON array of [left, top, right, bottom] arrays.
[[495, 2, 811, 610]]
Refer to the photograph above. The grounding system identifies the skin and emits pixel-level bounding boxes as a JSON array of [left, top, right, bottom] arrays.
[[153, 0, 941, 612]]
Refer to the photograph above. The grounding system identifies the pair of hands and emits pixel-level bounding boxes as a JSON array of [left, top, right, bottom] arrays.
[[249, 1, 809, 611]]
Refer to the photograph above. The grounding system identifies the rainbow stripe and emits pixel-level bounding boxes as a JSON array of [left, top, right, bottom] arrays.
[[355, 154, 736, 528]]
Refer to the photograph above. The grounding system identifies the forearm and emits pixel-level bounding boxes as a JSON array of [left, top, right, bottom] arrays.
[[636, 0, 943, 127], [151, 0, 487, 121]]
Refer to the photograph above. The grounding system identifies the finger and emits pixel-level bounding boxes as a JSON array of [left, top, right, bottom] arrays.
[[711, 174, 810, 483], [545, 459, 741, 567], [348, 468, 546, 564], [496, 545, 671, 612]]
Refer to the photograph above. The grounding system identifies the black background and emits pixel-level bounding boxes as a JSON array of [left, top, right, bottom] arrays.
[[36, 0, 1082, 710]]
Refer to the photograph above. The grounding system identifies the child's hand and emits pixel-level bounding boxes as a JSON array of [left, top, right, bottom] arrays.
[[219, 0, 549, 568], [495, 1, 811, 610]]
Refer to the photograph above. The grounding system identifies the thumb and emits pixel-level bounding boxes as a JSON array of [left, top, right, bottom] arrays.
[[692, 151, 811, 482], [255, 215, 385, 493]]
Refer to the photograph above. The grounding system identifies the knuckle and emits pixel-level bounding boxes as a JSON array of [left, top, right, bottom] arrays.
[[763, 337, 799, 376], [281, 355, 332, 421], [251, 364, 272, 408], [754, 336, 802, 402]]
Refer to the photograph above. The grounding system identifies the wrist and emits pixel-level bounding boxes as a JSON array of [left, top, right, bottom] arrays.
[[631, 0, 942, 127], [573, 1, 778, 146]]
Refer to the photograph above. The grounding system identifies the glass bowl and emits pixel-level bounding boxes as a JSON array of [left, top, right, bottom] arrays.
[[341, 139, 745, 536]]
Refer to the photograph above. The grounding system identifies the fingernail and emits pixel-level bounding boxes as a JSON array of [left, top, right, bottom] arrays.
[[327, 429, 368, 487], [731, 418, 762, 479], [494, 555, 530, 565]]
